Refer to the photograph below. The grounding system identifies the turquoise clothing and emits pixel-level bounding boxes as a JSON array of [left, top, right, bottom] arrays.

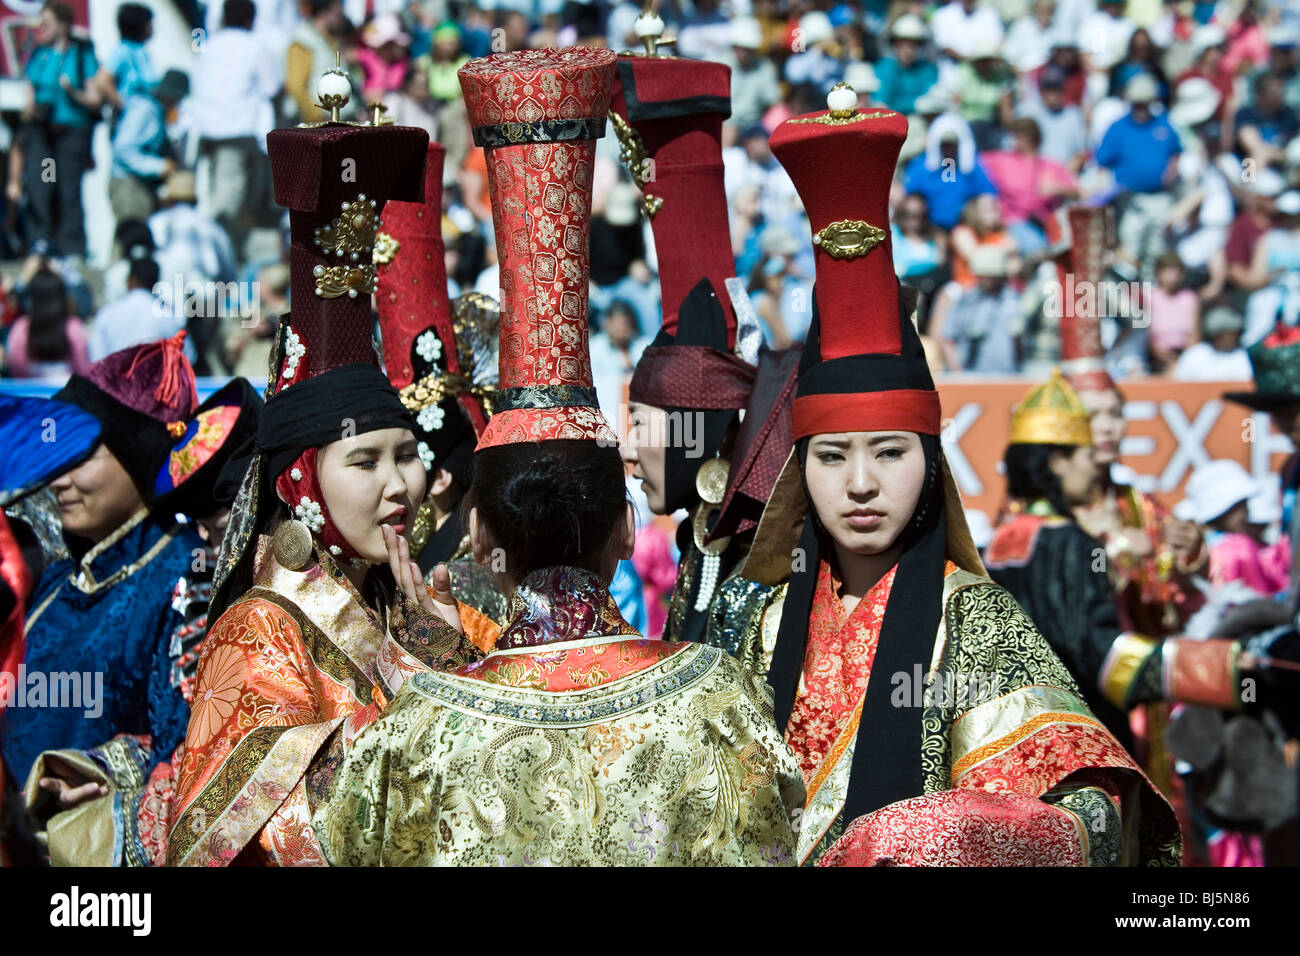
[[25, 41, 99, 127]]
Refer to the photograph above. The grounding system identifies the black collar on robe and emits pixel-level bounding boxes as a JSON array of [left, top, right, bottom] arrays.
[[769, 434, 946, 822]]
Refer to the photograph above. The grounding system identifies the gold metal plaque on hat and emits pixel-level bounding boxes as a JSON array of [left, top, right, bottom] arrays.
[[812, 219, 886, 259]]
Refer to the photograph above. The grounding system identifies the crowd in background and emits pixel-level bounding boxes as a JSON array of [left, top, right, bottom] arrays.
[[0, 0, 1297, 388]]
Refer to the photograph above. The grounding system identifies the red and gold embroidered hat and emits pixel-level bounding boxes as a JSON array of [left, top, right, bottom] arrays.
[[1054, 205, 1115, 394], [376, 142, 494, 477], [769, 87, 940, 440], [459, 47, 619, 449], [611, 47, 757, 419]]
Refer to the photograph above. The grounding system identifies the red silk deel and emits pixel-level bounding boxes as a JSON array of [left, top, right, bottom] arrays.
[[791, 390, 942, 440]]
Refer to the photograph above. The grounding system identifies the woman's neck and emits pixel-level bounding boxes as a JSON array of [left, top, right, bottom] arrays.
[[830, 538, 903, 607]]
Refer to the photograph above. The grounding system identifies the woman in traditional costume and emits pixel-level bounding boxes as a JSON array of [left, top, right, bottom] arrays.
[[3, 334, 204, 861], [373, 139, 506, 648], [309, 47, 803, 867], [168, 96, 477, 867], [728, 85, 1181, 866]]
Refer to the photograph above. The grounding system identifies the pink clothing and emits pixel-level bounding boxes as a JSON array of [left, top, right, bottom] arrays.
[[5, 316, 91, 379], [1207, 831, 1265, 868], [979, 151, 1077, 226], [1221, 22, 1269, 76], [632, 524, 678, 640], [1148, 287, 1198, 351], [357, 47, 408, 98], [1209, 532, 1290, 596]]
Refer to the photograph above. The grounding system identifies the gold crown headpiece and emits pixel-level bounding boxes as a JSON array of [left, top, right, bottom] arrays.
[[1008, 367, 1094, 446]]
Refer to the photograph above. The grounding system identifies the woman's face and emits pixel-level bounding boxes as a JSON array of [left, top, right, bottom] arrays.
[[49, 443, 145, 543], [804, 431, 928, 556], [624, 402, 668, 515], [898, 198, 928, 235], [315, 428, 427, 563], [1049, 444, 1097, 506], [1079, 387, 1125, 467]]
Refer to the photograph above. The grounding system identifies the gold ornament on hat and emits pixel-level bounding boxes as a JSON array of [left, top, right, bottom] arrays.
[[610, 112, 663, 219], [273, 518, 314, 571], [812, 218, 886, 259], [373, 231, 399, 265], [1008, 367, 1094, 446], [627, 1, 677, 57], [302, 52, 364, 127], [789, 82, 891, 126], [314, 195, 379, 299]]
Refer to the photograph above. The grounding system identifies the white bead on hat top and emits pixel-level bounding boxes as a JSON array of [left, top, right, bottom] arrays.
[[826, 82, 858, 117]]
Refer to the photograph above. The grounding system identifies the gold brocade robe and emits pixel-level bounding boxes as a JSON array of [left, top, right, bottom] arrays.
[[168, 539, 476, 866], [312, 566, 805, 866]]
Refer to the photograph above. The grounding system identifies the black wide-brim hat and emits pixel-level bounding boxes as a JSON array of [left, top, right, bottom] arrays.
[[1224, 329, 1300, 412]]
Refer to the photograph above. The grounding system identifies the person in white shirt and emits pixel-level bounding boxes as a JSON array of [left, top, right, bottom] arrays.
[[1006, 0, 1058, 73], [191, 0, 281, 261], [89, 257, 192, 363], [931, 0, 1006, 62], [1172, 306, 1254, 381], [1080, 0, 1136, 97]]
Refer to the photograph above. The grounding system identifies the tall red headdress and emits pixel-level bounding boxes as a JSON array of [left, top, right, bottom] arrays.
[[1056, 206, 1116, 393], [459, 47, 619, 449], [768, 88, 940, 439]]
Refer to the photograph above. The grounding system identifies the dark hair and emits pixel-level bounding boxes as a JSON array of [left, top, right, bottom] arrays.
[[1008, 117, 1042, 149], [26, 266, 70, 361], [1003, 443, 1076, 518], [467, 440, 628, 578], [601, 298, 640, 335], [128, 256, 160, 290], [114, 217, 155, 259], [306, 0, 339, 18], [222, 0, 256, 29], [116, 3, 152, 41], [43, 1, 74, 27]]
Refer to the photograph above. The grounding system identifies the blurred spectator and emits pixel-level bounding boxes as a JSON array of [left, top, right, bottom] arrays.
[[874, 14, 938, 115], [1005, 0, 1057, 74], [1243, 189, 1300, 339], [676, 0, 732, 64], [1018, 65, 1087, 170], [955, 43, 1015, 149], [784, 11, 844, 93], [723, 123, 800, 227], [1225, 166, 1285, 310], [1080, 0, 1136, 80], [949, 193, 1019, 289], [1148, 251, 1200, 372], [88, 257, 189, 361], [589, 182, 656, 333], [1222, 1, 1271, 77], [417, 22, 469, 107], [941, 245, 1023, 373], [892, 192, 947, 285], [224, 260, 287, 379], [590, 298, 651, 419], [931, 0, 1005, 62], [1235, 73, 1299, 169], [101, 217, 155, 303], [16, 1, 100, 260], [981, 116, 1080, 255], [1107, 30, 1169, 102], [902, 114, 997, 231], [93, 3, 156, 112], [358, 13, 412, 98], [1167, 79, 1234, 272], [382, 63, 439, 136], [1178, 26, 1233, 123], [4, 264, 89, 378], [749, 225, 812, 347], [1176, 459, 1288, 595], [192, 0, 279, 262], [725, 18, 781, 130], [285, 0, 345, 125], [1097, 74, 1182, 276], [150, 169, 238, 374], [109, 68, 187, 224], [1171, 305, 1252, 380]]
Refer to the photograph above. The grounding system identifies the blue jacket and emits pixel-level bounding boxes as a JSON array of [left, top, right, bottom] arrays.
[[1, 511, 201, 785]]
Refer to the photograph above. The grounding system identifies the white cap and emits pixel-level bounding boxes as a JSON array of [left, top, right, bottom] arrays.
[[1247, 481, 1282, 526], [1180, 459, 1257, 525], [1190, 25, 1226, 57], [890, 13, 928, 42], [1170, 77, 1221, 128], [1125, 73, 1159, 103], [798, 11, 834, 47], [1278, 190, 1300, 215], [730, 16, 763, 50], [843, 61, 880, 94], [970, 245, 1009, 277], [968, 38, 1002, 61], [1249, 166, 1287, 197], [913, 85, 955, 115]]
